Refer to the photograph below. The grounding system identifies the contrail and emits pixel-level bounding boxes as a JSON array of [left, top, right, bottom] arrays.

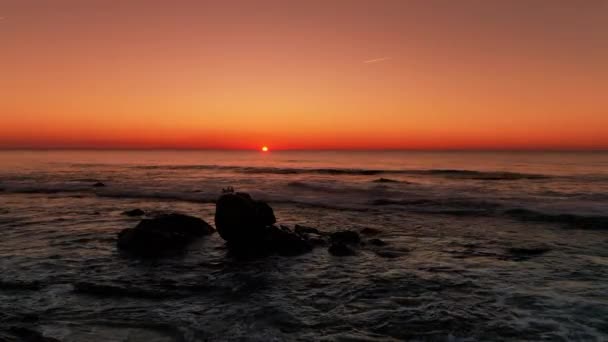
[[364, 57, 391, 64]]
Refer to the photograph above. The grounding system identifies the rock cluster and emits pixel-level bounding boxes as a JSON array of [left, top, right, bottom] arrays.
[[215, 192, 312, 256], [116, 191, 396, 259]]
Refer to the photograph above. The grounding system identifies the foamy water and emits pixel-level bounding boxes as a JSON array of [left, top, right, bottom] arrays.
[[1, 150, 607, 341]]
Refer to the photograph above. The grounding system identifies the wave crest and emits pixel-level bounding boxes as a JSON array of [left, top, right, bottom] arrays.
[[131, 165, 551, 180]]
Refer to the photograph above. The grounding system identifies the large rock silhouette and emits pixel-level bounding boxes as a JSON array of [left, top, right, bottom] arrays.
[[117, 213, 215, 256], [215, 192, 276, 243], [215, 192, 311, 256]]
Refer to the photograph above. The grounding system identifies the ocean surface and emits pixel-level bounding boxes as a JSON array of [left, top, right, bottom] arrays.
[[0, 150, 607, 341]]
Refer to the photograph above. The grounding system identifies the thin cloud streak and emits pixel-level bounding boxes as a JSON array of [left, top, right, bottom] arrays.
[[364, 57, 391, 64]]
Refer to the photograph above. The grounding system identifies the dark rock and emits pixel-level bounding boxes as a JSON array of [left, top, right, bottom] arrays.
[[374, 250, 403, 259], [328, 243, 356, 256], [265, 226, 312, 256], [256, 201, 276, 227], [307, 236, 329, 247], [294, 224, 321, 235], [8, 327, 60, 342], [215, 192, 276, 244], [117, 213, 214, 256], [122, 209, 145, 217], [360, 227, 381, 235], [93, 182, 105, 187], [215, 193, 315, 257], [279, 225, 293, 233], [73, 281, 171, 299], [372, 178, 399, 183], [330, 230, 361, 245], [368, 238, 388, 246], [227, 225, 312, 257], [505, 247, 551, 261], [0, 280, 42, 291]]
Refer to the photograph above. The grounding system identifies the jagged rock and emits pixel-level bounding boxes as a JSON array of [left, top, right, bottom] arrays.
[[117, 213, 214, 256], [122, 209, 145, 217]]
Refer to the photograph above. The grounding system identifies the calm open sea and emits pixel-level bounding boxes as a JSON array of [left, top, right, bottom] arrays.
[[0, 150, 607, 341]]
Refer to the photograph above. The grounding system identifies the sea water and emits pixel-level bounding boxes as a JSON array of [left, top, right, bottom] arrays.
[[0, 150, 607, 340]]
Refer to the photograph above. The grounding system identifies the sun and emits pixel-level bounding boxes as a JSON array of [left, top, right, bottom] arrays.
[[261, 146, 269, 152]]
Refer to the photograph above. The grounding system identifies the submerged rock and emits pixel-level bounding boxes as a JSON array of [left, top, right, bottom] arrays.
[[505, 247, 551, 261], [122, 208, 145, 217], [374, 250, 403, 259], [360, 227, 382, 235], [328, 243, 356, 256], [93, 182, 106, 187], [294, 224, 321, 235], [225, 225, 313, 258], [372, 178, 400, 183], [265, 225, 312, 256], [368, 238, 388, 246], [7, 327, 60, 342], [330, 230, 361, 245], [295, 225, 328, 247], [117, 213, 214, 256]]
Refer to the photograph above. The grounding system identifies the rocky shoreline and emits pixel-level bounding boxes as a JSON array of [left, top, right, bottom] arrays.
[[117, 190, 393, 259]]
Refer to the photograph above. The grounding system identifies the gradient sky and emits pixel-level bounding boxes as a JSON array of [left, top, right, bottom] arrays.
[[1, 0, 607, 150]]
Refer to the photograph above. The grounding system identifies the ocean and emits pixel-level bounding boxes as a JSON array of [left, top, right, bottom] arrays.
[[0, 150, 607, 341]]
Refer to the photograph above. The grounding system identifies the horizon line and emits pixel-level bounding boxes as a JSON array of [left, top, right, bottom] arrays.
[[1, 147, 607, 153]]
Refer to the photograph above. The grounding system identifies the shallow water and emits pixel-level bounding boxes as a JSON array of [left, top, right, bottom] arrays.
[[0, 150, 607, 341]]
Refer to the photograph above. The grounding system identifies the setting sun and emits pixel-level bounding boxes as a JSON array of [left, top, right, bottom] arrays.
[[0, 2, 607, 340]]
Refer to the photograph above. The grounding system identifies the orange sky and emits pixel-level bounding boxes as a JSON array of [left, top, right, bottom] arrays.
[[1, 0, 607, 150]]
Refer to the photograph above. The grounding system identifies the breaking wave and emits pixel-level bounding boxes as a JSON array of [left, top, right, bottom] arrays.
[[504, 208, 608, 230]]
